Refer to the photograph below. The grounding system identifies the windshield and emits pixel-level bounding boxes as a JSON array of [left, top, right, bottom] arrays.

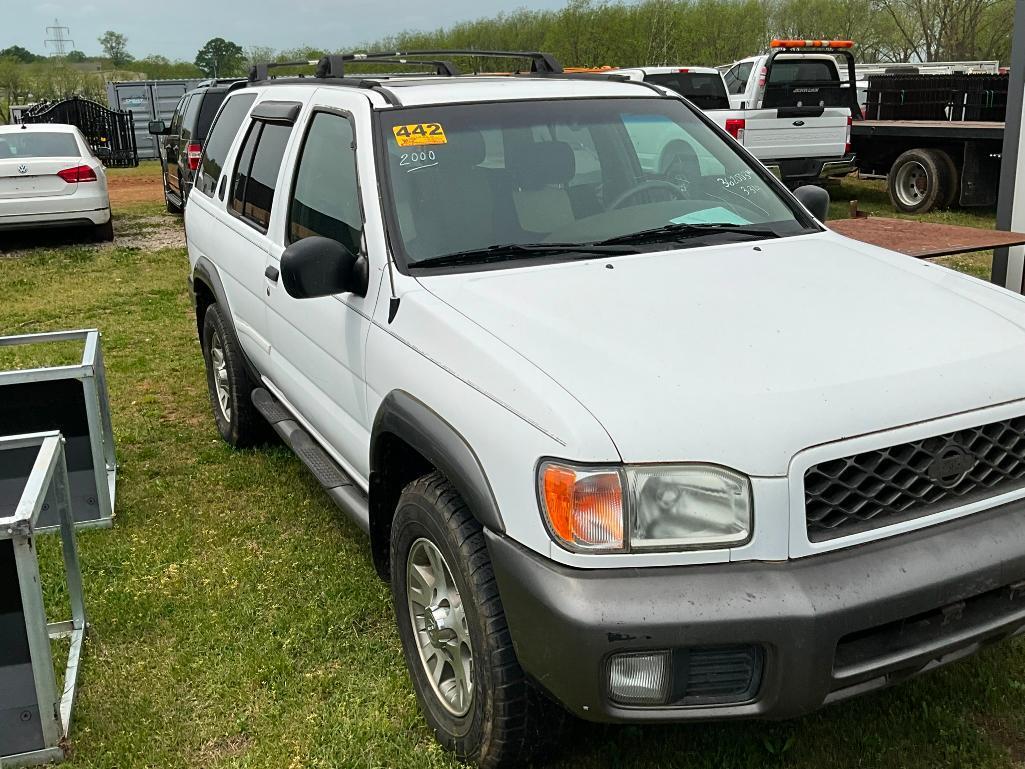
[[0, 132, 79, 159], [378, 97, 813, 268]]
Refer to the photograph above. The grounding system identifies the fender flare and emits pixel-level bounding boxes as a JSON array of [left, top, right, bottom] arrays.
[[371, 390, 505, 534], [191, 257, 261, 382]]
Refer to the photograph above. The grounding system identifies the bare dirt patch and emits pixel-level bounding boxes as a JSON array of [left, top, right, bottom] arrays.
[[107, 171, 164, 205], [115, 214, 185, 250]]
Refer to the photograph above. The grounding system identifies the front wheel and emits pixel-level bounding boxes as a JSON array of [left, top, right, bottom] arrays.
[[390, 473, 559, 768]]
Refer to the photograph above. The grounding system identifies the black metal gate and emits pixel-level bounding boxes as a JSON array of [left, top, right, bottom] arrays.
[[17, 96, 138, 167]]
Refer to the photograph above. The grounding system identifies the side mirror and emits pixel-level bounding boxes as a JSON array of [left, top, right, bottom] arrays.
[[793, 184, 830, 222], [280, 236, 368, 299], [147, 120, 168, 135]]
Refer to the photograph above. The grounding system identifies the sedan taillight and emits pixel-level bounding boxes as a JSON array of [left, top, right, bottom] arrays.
[[186, 142, 202, 171], [57, 165, 98, 183]]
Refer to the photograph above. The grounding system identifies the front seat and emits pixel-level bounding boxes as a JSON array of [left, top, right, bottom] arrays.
[[658, 139, 701, 190], [406, 131, 493, 258], [507, 140, 577, 238]]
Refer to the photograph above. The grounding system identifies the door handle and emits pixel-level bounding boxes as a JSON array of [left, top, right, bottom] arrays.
[[264, 265, 280, 283]]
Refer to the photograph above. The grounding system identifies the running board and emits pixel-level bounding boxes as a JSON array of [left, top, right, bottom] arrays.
[[252, 387, 370, 534]]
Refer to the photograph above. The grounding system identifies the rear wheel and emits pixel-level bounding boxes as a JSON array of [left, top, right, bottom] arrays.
[[201, 304, 264, 447], [390, 473, 559, 768], [93, 214, 114, 242], [888, 149, 949, 214]]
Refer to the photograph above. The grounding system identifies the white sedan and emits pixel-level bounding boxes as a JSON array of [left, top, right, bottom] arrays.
[[0, 123, 113, 241]]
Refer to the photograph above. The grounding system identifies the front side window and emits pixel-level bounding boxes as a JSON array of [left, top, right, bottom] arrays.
[[378, 98, 813, 269], [288, 112, 363, 254], [195, 93, 256, 197], [170, 95, 188, 134], [229, 120, 292, 230]]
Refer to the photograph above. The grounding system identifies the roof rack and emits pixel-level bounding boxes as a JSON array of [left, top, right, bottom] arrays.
[[317, 55, 462, 78]]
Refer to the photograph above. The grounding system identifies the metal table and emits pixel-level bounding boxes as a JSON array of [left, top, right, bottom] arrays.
[[830, 216, 1025, 258]]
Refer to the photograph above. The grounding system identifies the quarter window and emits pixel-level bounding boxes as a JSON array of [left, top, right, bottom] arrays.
[[288, 112, 363, 253], [229, 120, 293, 230], [195, 93, 256, 197]]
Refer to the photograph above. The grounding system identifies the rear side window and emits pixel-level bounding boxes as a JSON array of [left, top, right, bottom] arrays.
[[0, 132, 79, 158], [645, 73, 730, 110], [181, 94, 202, 141], [229, 121, 293, 230], [288, 112, 362, 252], [724, 62, 752, 95], [195, 93, 257, 197], [196, 92, 228, 141]]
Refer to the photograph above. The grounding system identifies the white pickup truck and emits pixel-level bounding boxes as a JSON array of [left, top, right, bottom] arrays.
[[717, 40, 858, 184]]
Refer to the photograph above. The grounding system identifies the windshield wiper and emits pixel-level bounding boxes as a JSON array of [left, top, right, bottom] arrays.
[[592, 222, 782, 246], [412, 242, 638, 269]]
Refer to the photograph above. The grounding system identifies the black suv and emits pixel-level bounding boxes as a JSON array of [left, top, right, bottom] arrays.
[[148, 79, 240, 213]]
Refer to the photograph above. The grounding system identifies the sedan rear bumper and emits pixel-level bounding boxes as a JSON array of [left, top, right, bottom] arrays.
[[0, 207, 110, 230]]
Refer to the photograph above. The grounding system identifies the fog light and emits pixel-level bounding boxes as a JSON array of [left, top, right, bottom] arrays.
[[607, 651, 671, 706]]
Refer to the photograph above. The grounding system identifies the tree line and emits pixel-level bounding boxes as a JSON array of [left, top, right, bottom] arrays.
[[0, 0, 1015, 121]]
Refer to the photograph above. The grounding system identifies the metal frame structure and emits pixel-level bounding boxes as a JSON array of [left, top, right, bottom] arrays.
[[1, 432, 87, 768], [994, 0, 1025, 292], [0, 330, 116, 532]]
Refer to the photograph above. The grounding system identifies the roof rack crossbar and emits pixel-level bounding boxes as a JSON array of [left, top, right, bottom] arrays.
[[317, 55, 461, 78], [315, 50, 562, 76], [249, 59, 320, 82]]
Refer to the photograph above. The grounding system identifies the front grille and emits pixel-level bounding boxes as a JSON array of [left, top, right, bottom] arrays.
[[805, 415, 1025, 541]]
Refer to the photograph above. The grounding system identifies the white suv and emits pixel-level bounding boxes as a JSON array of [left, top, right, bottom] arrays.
[[185, 51, 1025, 767]]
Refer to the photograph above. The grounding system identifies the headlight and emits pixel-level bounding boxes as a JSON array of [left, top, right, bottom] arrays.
[[539, 462, 624, 551], [626, 465, 751, 549], [539, 461, 751, 552]]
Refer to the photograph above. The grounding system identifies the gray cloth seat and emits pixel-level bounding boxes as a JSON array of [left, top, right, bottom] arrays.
[[406, 131, 494, 258], [658, 139, 701, 189], [506, 140, 577, 237]]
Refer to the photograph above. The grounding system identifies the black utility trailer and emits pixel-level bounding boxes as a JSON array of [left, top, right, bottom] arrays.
[[851, 73, 1006, 214]]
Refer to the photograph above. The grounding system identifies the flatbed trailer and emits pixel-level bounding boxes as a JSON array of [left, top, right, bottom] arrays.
[[851, 119, 1003, 213]]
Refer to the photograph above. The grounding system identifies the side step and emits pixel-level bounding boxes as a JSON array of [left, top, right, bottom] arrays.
[[252, 387, 370, 534]]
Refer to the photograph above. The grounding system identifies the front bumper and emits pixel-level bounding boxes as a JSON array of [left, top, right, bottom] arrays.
[[487, 499, 1025, 723], [764, 153, 856, 182]]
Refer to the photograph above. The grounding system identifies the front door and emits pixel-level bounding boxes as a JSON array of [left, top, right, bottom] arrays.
[[264, 94, 382, 484]]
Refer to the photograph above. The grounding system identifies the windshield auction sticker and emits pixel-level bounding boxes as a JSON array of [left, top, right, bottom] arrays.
[[393, 123, 448, 147]]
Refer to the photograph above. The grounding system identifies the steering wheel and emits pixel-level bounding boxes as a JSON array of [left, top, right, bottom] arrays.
[[608, 179, 688, 210]]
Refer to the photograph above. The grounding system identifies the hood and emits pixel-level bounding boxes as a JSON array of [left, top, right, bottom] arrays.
[[417, 232, 1025, 475]]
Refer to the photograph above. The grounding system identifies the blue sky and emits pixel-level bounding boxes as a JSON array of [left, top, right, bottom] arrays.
[[0, 0, 567, 61]]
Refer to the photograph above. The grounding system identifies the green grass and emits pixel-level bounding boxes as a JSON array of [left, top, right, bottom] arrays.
[[3, 179, 1024, 769]]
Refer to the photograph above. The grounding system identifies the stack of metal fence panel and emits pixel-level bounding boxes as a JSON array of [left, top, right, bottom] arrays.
[[0, 330, 117, 531], [0, 432, 88, 767], [0, 329, 117, 766], [865, 72, 1008, 122]]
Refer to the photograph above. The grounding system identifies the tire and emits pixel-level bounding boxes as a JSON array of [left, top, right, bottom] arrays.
[[166, 194, 182, 214], [93, 214, 114, 242], [934, 149, 960, 209], [201, 304, 264, 448], [390, 473, 560, 768], [887, 148, 949, 214]]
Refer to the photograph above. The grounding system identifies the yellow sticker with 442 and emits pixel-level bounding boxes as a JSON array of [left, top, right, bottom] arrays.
[[392, 123, 447, 147]]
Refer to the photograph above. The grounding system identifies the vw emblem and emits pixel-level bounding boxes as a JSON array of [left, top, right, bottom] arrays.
[[17, 164, 27, 174], [926, 444, 976, 488]]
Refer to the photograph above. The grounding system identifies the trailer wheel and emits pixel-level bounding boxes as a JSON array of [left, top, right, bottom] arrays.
[[888, 149, 949, 214], [934, 149, 960, 209]]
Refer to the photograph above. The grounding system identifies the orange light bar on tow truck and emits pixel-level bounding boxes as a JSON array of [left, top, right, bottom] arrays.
[[770, 39, 854, 49]]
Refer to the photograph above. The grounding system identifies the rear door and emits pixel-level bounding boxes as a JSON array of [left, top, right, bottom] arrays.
[[166, 95, 190, 197]]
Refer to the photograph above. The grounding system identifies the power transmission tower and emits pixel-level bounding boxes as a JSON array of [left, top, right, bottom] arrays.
[[45, 19, 74, 58]]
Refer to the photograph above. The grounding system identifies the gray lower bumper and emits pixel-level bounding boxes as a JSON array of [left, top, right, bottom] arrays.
[[764, 154, 856, 182], [487, 500, 1025, 723]]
